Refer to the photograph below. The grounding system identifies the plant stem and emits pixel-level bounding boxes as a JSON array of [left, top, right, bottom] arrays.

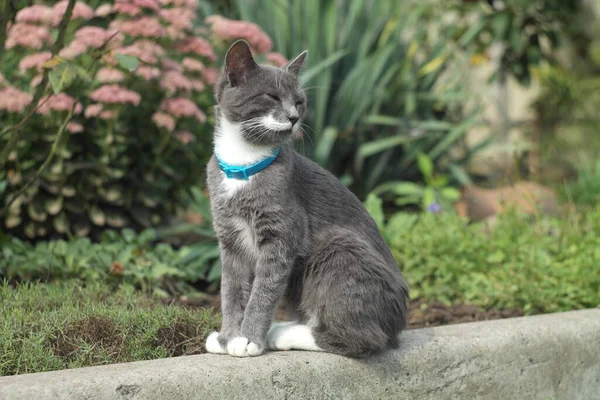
[[0, 0, 76, 169], [0, 107, 75, 219], [0, 0, 16, 63]]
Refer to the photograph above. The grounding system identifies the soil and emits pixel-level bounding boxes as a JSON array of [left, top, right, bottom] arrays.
[[406, 299, 524, 329], [49, 315, 123, 361], [167, 295, 525, 330]]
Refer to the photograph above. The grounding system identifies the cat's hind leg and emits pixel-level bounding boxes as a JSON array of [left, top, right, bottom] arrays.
[[299, 229, 409, 358], [266, 322, 323, 352]]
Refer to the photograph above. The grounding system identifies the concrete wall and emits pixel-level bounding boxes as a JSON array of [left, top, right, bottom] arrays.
[[1, 309, 599, 400]]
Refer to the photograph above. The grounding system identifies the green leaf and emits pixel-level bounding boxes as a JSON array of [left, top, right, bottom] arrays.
[[428, 113, 479, 160], [384, 212, 418, 241], [440, 187, 461, 202], [115, 54, 139, 72], [422, 187, 435, 209], [300, 50, 348, 85], [314, 126, 338, 166], [459, 19, 486, 47], [486, 251, 505, 264], [417, 152, 434, 180], [363, 193, 384, 231], [491, 12, 511, 41], [48, 63, 76, 94], [357, 134, 411, 160], [374, 181, 423, 196]]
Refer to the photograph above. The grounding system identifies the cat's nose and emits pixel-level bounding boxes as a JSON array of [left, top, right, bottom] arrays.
[[288, 115, 299, 126]]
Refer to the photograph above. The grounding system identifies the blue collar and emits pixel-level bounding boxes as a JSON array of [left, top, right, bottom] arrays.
[[216, 147, 280, 180]]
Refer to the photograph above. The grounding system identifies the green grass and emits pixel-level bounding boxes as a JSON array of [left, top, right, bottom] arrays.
[[0, 281, 220, 377], [383, 209, 600, 314]]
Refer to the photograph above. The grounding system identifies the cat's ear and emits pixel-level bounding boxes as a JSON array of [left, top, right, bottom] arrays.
[[224, 40, 257, 87], [285, 50, 308, 77]]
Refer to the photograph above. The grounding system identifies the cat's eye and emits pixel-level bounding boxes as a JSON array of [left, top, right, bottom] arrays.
[[295, 99, 304, 106], [265, 93, 280, 101]]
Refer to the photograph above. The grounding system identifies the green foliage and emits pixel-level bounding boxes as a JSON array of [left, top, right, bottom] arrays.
[[0, 1, 235, 239], [460, 0, 582, 85], [0, 281, 220, 376], [371, 152, 461, 211], [233, 0, 482, 196], [563, 159, 600, 206], [0, 226, 221, 296], [156, 186, 221, 290], [366, 198, 600, 314]]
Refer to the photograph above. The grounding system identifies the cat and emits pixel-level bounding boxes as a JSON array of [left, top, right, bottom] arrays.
[[204, 40, 409, 358]]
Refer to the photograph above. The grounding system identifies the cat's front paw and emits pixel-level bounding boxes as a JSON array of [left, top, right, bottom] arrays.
[[227, 337, 265, 357], [205, 332, 227, 354]]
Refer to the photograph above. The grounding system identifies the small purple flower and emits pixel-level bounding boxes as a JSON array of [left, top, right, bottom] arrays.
[[427, 201, 441, 213]]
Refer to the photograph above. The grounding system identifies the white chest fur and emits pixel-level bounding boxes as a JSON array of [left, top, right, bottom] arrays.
[[214, 116, 275, 197], [232, 216, 259, 259]]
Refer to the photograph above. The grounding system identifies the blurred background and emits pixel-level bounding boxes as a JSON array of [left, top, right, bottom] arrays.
[[1, 0, 599, 375]]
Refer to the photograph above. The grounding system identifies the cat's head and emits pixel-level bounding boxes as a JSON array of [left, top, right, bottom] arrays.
[[215, 40, 307, 146]]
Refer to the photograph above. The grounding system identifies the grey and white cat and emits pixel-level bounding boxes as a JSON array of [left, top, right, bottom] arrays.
[[205, 40, 409, 358]]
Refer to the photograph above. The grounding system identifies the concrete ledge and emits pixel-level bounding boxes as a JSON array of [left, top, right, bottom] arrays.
[[1, 309, 599, 400]]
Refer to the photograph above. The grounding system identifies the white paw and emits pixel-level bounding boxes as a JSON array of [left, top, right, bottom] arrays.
[[267, 324, 322, 352], [227, 337, 264, 357], [205, 332, 227, 354]]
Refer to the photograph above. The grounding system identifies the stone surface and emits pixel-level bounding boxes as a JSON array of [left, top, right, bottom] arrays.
[[1, 309, 599, 400]]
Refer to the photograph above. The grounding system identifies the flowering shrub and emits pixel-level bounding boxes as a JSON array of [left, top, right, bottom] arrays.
[[0, 0, 284, 239]]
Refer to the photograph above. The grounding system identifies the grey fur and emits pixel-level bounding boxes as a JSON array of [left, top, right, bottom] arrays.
[[206, 40, 409, 358]]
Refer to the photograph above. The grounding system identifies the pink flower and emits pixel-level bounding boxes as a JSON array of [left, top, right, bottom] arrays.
[[90, 85, 141, 105], [160, 70, 193, 95], [136, 66, 161, 80], [18, 52, 52, 72], [190, 79, 205, 92], [182, 57, 204, 73], [6, 23, 51, 49], [133, 0, 161, 10], [37, 93, 83, 115], [160, 97, 205, 122], [165, 25, 186, 40], [59, 40, 88, 59], [158, 0, 198, 9], [112, 2, 142, 16], [67, 121, 84, 133], [152, 111, 176, 131], [97, 68, 125, 83], [201, 67, 220, 85], [162, 57, 183, 72], [134, 39, 165, 57], [160, 7, 195, 30], [0, 86, 33, 112], [75, 26, 111, 48], [117, 0, 160, 10], [205, 15, 273, 53], [174, 37, 216, 60], [176, 130, 195, 144], [52, 1, 95, 26], [15, 5, 55, 25], [100, 110, 117, 119], [116, 46, 155, 64], [266, 52, 289, 67], [95, 4, 114, 17], [110, 17, 165, 38], [31, 75, 44, 87], [84, 103, 103, 118]]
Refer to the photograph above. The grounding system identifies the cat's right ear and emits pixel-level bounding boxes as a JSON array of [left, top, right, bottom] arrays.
[[224, 40, 257, 87]]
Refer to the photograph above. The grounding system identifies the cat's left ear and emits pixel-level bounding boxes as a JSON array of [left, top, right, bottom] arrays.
[[285, 50, 308, 77], [224, 40, 258, 87]]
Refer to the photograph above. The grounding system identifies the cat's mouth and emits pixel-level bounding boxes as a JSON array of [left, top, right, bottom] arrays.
[[259, 115, 294, 132]]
